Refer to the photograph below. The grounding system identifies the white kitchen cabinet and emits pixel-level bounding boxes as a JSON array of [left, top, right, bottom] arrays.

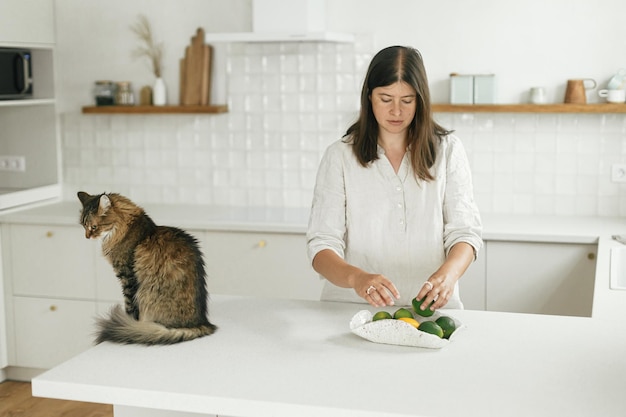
[[458, 249, 486, 310], [6, 224, 96, 299], [486, 241, 597, 316], [12, 296, 95, 369], [0, 0, 55, 45], [199, 231, 323, 301], [0, 0, 61, 210], [1, 223, 100, 372]]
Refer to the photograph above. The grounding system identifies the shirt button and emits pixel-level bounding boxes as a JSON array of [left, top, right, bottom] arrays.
[[397, 203, 403, 208], [399, 219, 404, 225], [396, 186, 402, 192]]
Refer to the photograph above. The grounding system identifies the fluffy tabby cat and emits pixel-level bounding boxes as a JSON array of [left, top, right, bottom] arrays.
[[77, 191, 217, 345]]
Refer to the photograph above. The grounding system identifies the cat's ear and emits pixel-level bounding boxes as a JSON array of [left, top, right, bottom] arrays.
[[99, 194, 112, 213], [77, 191, 90, 205]]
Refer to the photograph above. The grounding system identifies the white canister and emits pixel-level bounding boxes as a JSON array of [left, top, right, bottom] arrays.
[[449, 74, 473, 104], [473, 74, 497, 104]]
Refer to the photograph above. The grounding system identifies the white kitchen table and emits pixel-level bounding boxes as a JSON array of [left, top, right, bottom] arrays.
[[32, 295, 626, 417]]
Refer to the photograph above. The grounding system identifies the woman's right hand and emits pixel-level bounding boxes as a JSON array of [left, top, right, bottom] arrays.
[[354, 272, 400, 307], [311, 250, 400, 307]]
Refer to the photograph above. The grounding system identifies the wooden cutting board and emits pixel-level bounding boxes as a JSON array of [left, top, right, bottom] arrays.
[[180, 28, 212, 106]]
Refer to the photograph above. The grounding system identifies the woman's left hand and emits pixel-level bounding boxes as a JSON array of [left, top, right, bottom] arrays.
[[414, 243, 475, 312], [414, 271, 456, 312]]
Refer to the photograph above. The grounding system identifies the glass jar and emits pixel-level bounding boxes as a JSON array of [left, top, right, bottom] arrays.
[[94, 80, 115, 106], [115, 81, 135, 106]]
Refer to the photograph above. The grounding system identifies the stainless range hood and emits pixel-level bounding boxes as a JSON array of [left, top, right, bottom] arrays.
[[204, 0, 353, 43]]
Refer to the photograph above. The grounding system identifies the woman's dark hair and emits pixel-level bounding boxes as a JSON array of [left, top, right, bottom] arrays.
[[345, 46, 452, 181]]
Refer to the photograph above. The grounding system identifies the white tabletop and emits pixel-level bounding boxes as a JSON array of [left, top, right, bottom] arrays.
[[32, 295, 626, 417]]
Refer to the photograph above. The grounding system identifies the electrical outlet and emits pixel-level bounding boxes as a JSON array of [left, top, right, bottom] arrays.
[[0, 155, 26, 172], [611, 164, 626, 183]]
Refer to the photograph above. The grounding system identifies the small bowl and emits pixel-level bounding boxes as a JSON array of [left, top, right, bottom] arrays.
[[349, 309, 465, 349]]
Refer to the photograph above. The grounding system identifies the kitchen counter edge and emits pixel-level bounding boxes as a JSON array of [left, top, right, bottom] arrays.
[[0, 201, 624, 243]]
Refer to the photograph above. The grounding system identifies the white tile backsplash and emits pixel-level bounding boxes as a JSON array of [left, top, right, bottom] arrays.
[[61, 38, 626, 217]]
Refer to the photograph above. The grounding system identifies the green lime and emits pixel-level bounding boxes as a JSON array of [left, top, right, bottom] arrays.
[[372, 311, 393, 321], [418, 321, 444, 338], [435, 316, 457, 339], [412, 297, 434, 317], [393, 307, 413, 320]]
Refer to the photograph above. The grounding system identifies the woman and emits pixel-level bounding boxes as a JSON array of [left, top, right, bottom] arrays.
[[306, 46, 482, 312]]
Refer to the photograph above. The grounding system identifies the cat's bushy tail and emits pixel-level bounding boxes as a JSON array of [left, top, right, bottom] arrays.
[[95, 305, 217, 345]]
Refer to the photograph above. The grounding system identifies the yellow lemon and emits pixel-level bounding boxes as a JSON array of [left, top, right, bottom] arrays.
[[397, 317, 420, 328]]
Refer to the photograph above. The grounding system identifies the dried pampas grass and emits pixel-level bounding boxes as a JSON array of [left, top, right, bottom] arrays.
[[130, 14, 163, 78]]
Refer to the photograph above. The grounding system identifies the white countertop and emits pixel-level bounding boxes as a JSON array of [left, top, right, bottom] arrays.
[[481, 213, 625, 244], [0, 200, 624, 242], [32, 295, 626, 417], [0, 201, 312, 233]]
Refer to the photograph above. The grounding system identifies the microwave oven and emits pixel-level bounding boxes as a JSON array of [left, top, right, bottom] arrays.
[[0, 47, 33, 99]]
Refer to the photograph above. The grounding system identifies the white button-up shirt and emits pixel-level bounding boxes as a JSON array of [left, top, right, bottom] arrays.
[[306, 134, 483, 308]]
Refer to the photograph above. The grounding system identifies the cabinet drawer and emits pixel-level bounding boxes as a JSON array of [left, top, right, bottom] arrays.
[[486, 241, 597, 316], [200, 231, 322, 300], [7, 224, 96, 299], [12, 296, 95, 369]]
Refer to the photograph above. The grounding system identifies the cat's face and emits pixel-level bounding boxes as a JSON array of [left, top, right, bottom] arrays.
[[77, 191, 114, 239]]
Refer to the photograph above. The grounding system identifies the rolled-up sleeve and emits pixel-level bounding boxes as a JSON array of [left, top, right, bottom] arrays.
[[442, 136, 483, 258], [306, 142, 348, 264]]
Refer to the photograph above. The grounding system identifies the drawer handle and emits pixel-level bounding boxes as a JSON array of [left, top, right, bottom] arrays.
[[49, 305, 57, 312], [46, 231, 54, 238], [588, 253, 596, 261], [257, 240, 267, 248]]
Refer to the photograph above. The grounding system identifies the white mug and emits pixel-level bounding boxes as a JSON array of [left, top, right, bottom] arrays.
[[598, 89, 626, 103]]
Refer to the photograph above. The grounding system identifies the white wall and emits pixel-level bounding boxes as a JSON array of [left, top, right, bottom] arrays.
[[54, 0, 250, 112], [54, 0, 626, 216], [325, 0, 626, 104], [55, 0, 626, 109]]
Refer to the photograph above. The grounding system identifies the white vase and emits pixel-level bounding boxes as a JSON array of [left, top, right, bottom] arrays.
[[153, 77, 167, 106]]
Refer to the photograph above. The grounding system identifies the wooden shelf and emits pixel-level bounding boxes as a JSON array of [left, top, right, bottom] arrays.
[[81, 105, 228, 114], [432, 103, 626, 113], [81, 103, 626, 115]]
